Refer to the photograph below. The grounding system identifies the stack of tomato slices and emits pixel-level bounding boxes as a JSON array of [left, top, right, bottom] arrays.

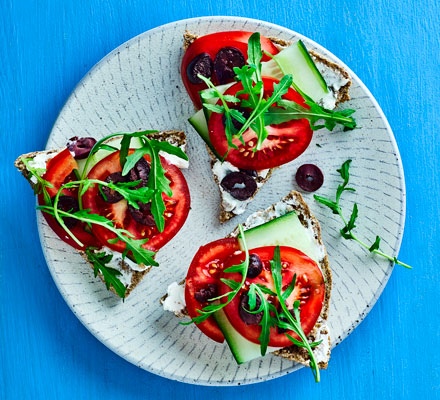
[[182, 31, 314, 170], [39, 147, 190, 255], [185, 238, 325, 346]]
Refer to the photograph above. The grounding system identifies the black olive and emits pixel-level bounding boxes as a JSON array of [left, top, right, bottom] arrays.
[[239, 291, 263, 325], [67, 137, 97, 160], [186, 53, 213, 84], [128, 202, 156, 227], [100, 172, 127, 203], [194, 283, 218, 303], [239, 168, 258, 178], [220, 171, 257, 201], [214, 47, 245, 84], [128, 158, 150, 188], [222, 107, 251, 132], [295, 164, 324, 192], [247, 253, 263, 278], [53, 195, 79, 229]]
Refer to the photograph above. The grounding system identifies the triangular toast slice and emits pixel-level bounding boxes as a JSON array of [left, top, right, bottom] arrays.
[[183, 31, 351, 223], [15, 130, 188, 297], [161, 190, 332, 369]]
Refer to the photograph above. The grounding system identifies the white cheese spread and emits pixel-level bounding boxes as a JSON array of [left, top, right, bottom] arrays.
[[28, 152, 54, 172], [212, 160, 268, 215], [162, 281, 186, 313], [314, 60, 349, 110], [160, 151, 189, 169], [159, 142, 189, 169]]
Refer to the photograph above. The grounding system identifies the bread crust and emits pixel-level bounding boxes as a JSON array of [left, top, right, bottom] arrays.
[[16, 130, 186, 298]]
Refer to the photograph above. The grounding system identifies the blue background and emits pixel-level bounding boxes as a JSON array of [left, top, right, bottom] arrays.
[[1, 1, 439, 399]]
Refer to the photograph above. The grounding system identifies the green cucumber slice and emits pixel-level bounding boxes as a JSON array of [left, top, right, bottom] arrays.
[[213, 309, 280, 364], [189, 83, 233, 160], [238, 211, 322, 265], [188, 110, 222, 159], [261, 40, 329, 103]]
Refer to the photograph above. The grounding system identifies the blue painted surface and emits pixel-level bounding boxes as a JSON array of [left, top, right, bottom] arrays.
[[1, 0, 439, 398]]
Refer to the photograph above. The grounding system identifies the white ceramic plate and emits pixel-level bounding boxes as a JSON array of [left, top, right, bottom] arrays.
[[39, 16, 405, 386]]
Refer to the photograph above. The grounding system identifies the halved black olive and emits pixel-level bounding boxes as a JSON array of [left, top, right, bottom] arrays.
[[295, 164, 324, 192], [222, 107, 251, 131], [186, 53, 213, 84], [220, 171, 257, 201], [129, 158, 150, 188], [247, 253, 263, 278], [214, 47, 245, 84], [53, 195, 79, 229], [67, 137, 97, 160], [128, 202, 156, 227], [239, 291, 263, 325], [194, 283, 218, 303], [100, 172, 127, 203]]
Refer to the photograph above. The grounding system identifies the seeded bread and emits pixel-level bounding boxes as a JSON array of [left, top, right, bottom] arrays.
[[183, 31, 351, 223], [15, 130, 186, 298], [161, 190, 332, 368]]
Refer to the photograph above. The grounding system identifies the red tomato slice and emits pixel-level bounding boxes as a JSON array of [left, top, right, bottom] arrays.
[[208, 77, 313, 170], [219, 246, 325, 347], [181, 31, 279, 109], [82, 150, 190, 253], [185, 238, 240, 343], [38, 148, 101, 250]]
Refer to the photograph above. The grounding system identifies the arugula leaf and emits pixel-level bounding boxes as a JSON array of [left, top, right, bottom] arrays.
[[220, 278, 242, 291], [270, 246, 321, 382], [264, 99, 357, 131], [236, 75, 293, 149], [253, 285, 271, 356], [119, 137, 182, 232], [149, 139, 188, 161], [284, 334, 322, 348], [369, 236, 381, 252], [247, 284, 257, 310], [121, 147, 148, 176], [314, 160, 411, 269], [119, 134, 132, 169], [198, 74, 238, 154], [246, 32, 263, 77], [85, 247, 127, 299], [122, 236, 157, 266], [21, 157, 54, 205], [281, 273, 296, 302]]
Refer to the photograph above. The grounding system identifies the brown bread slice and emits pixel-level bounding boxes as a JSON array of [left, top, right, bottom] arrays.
[[15, 130, 187, 297], [183, 31, 351, 223], [161, 190, 332, 368]]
